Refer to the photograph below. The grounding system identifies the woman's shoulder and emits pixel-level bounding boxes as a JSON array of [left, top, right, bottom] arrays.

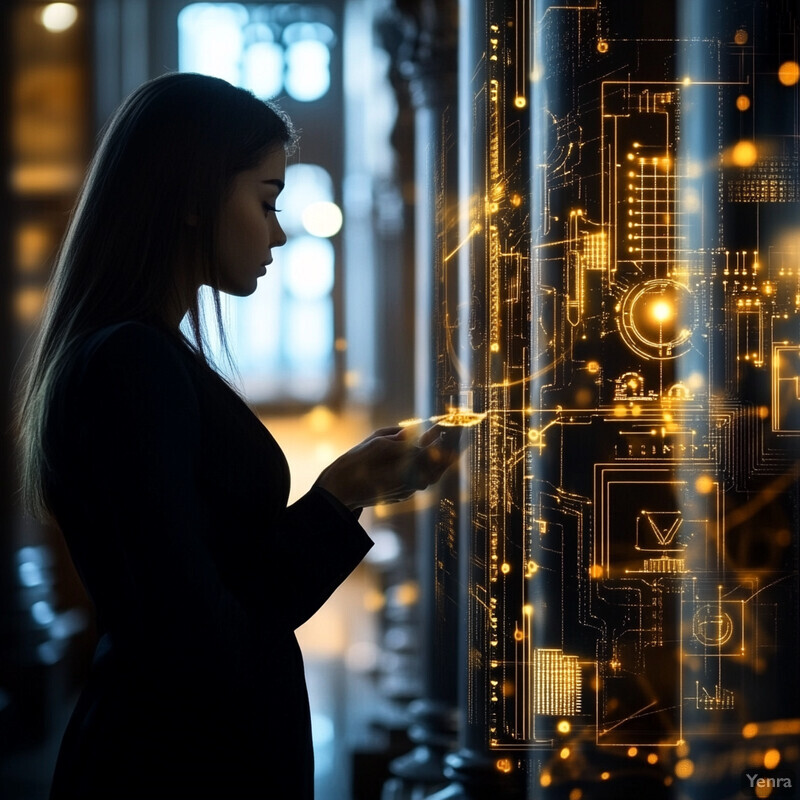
[[57, 320, 201, 410]]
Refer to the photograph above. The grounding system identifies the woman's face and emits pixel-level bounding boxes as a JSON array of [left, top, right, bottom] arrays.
[[214, 147, 287, 296]]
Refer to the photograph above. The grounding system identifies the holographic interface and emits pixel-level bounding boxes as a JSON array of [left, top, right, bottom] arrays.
[[444, 0, 800, 773]]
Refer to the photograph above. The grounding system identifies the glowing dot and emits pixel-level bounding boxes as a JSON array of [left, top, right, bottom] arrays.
[[650, 299, 673, 322], [557, 720, 571, 734], [755, 783, 774, 799], [695, 475, 714, 494], [40, 3, 78, 32], [510, 194, 522, 207], [394, 582, 419, 606], [586, 360, 600, 374], [736, 94, 751, 111], [560, 747, 571, 759], [764, 748, 781, 769], [523, 604, 534, 616], [490, 342, 500, 352], [363, 589, 386, 612], [590, 564, 604, 579], [496, 758, 512, 773], [675, 759, 694, 779], [614, 405, 626, 418], [682, 77, 692, 85], [597, 39, 608, 53], [514, 629, 524, 641], [501, 562, 511, 574], [302, 201, 343, 237], [627, 153, 634, 160], [778, 61, 800, 86], [627, 747, 638, 757], [732, 141, 758, 167], [734, 29, 748, 45], [600, 771, 610, 781], [514, 96, 527, 108], [334, 338, 347, 352], [647, 753, 659, 765], [569, 790, 583, 800], [631, 404, 642, 417], [540, 772, 552, 787]]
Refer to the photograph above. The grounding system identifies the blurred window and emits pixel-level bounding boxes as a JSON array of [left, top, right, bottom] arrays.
[[178, 3, 341, 404]]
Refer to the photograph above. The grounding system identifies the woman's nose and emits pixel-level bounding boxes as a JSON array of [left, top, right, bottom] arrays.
[[271, 218, 287, 248]]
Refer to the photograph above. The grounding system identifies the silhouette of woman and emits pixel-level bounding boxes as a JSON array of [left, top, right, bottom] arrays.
[[16, 72, 453, 799]]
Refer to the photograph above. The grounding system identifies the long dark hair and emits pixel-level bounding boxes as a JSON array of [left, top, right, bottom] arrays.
[[15, 72, 296, 520]]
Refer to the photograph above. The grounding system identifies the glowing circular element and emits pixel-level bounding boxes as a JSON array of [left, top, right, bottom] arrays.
[[514, 96, 527, 108], [617, 280, 695, 360], [302, 201, 343, 237], [734, 29, 748, 45], [597, 39, 609, 53], [285, 40, 331, 102], [40, 3, 78, 32], [732, 140, 758, 167], [692, 605, 734, 647], [778, 60, 800, 86], [736, 94, 751, 111]]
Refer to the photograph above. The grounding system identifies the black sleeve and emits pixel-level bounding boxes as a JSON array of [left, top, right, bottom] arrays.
[[57, 323, 372, 687]]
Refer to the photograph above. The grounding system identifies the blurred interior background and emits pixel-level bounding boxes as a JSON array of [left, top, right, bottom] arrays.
[[0, 2, 447, 798]]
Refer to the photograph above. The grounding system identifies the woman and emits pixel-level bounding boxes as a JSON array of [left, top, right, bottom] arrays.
[[15, 73, 452, 798]]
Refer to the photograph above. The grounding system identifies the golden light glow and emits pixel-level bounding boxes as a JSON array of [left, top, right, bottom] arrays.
[[540, 772, 552, 787], [778, 60, 800, 86], [650, 300, 674, 323], [736, 94, 751, 111], [647, 753, 659, 765], [432, 409, 487, 427], [734, 29, 749, 45], [675, 759, 694, 779], [586, 360, 600, 374], [590, 564, 604, 579], [627, 747, 638, 757], [695, 475, 714, 494], [514, 96, 527, 108], [732, 140, 758, 167], [560, 747, 571, 759], [14, 288, 45, 324], [501, 562, 511, 574], [496, 758, 512, 773], [557, 720, 571, 734], [764, 748, 781, 769], [393, 582, 419, 606], [523, 604, 534, 616], [600, 771, 610, 781]]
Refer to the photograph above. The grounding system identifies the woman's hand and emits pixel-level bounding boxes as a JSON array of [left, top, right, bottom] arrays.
[[313, 425, 461, 511]]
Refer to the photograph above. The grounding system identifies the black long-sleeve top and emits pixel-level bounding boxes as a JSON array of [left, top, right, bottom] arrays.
[[44, 321, 373, 799]]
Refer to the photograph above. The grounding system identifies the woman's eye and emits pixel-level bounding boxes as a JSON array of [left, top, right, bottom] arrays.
[[262, 203, 281, 214]]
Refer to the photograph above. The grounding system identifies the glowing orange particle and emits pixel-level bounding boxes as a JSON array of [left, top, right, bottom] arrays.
[[778, 61, 800, 86]]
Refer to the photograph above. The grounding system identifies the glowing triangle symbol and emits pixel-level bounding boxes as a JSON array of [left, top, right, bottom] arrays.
[[644, 511, 683, 546]]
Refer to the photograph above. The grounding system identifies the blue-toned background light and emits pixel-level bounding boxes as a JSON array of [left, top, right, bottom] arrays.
[[243, 40, 283, 99], [285, 40, 330, 102], [284, 237, 335, 300]]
